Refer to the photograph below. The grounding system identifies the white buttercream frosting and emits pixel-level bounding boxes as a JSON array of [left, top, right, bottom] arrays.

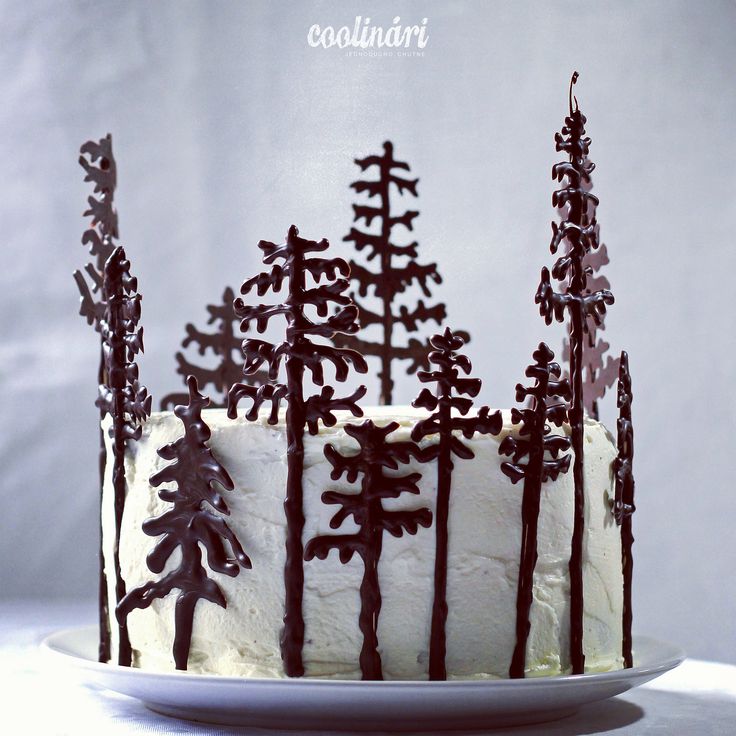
[[102, 406, 623, 679]]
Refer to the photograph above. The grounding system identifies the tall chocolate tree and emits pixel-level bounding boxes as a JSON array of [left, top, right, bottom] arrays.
[[73, 134, 119, 662], [561, 244, 619, 419], [611, 351, 635, 668], [161, 286, 267, 409], [498, 342, 571, 678], [304, 420, 433, 680], [535, 73, 614, 673], [227, 225, 368, 677], [117, 376, 251, 670], [336, 141, 467, 404], [97, 245, 153, 666], [411, 328, 503, 680]]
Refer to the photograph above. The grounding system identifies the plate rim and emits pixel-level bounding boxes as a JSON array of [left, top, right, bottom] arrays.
[[42, 625, 685, 689]]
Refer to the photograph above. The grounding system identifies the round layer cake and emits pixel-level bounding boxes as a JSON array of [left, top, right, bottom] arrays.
[[102, 407, 622, 679]]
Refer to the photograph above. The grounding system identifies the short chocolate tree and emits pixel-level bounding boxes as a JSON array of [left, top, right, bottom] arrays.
[[411, 328, 503, 680], [499, 342, 571, 678], [227, 225, 368, 677], [161, 286, 267, 409], [535, 73, 614, 673], [117, 376, 251, 671], [73, 134, 119, 662], [97, 245, 153, 666], [336, 141, 468, 404], [304, 420, 432, 680], [611, 351, 635, 668]]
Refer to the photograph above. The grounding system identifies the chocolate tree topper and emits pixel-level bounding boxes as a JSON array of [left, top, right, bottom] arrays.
[[117, 376, 251, 671], [305, 420, 432, 680], [611, 351, 635, 668], [499, 342, 571, 678], [73, 134, 119, 662], [534, 72, 614, 674], [227, 225, 368, 677], [161, 286, 267, 409], [410, 328, 502, 680], [336, 141, 469, 404], [97, 245, 153, 666]]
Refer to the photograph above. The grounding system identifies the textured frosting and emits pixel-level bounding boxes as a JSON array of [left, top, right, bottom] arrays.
[[102, 406, 623, 679]]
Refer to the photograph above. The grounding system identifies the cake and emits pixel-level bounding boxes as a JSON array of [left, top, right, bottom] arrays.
[[77, 72, 635, 681]]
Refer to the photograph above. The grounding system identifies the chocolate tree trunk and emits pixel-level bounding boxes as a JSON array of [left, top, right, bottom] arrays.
[[429, 397, 452, 681], [509, 440, 544, 678], [622, 509, 634, 667], [173, 592, 198, 671], [359, 471, 383, 680], [379, 156, 393, 404], [97, 348, 111, 663]]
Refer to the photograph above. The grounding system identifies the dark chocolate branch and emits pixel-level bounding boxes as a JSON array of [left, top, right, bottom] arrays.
[[73, 134, 119, 663], [97, 246, 152, 666], [499, 343, 571, 678], [228, 225, 367, 677], [411, 328, 502, 680], [535, 72, 614, 673], [305, 420, 432, 680]]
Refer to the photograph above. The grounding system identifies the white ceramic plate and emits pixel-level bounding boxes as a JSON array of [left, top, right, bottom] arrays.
[[42, 627, 683, 730]]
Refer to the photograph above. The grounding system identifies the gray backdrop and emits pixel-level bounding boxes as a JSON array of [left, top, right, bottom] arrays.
[[1, 0, 734, 664]]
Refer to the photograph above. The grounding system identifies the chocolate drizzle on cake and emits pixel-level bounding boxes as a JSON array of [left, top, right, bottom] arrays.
[[611, 351, 635, 668], [305, 420, 432, 680], [117, 376, 251, 670], [74, 134, 119, 662], [410, 328, 502, 680], [161, 287, 268, 409], [97, 246, 152, 666], [499, 343, 572, 678], [227, 225, 367, 677], [535, 72, 614, 674], [335, 141, 470, 404]]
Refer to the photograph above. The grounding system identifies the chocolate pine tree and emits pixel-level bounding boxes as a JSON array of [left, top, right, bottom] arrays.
[[227, 225, 368, 677], [117, 376, 251, 670], [611, 351, 635, 668], [97, 245, 153, 666], [161, 286, 267, 409], [410, 328, 503, 680], [73, 134, 119, 662], [304, 420, 432, 680], [498, 343, 572, 678], [535, 73, 614, 673], [337, 141, 467, 404], [561, 243, 619, 420]]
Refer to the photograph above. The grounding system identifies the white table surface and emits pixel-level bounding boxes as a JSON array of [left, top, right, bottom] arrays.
[[2, 600, 735, 735]]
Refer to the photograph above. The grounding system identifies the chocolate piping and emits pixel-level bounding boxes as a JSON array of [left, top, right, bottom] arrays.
[[74, 134, 118, 663], [611, 351, 635, 667], [411, 328, 502, 680], [305, 420, 432, 680], [336, 141, 470, 404], [97, 246, 152, 666], [117, 376, 251, 670], [227, 225, 367, 677], [535, 72, 614, 673], [161, 286, 268, 409], [499, 343, 571, 678]]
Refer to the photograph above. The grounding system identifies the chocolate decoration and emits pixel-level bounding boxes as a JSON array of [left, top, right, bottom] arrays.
[[335, 141, 470, 404], [117, 376, 250, 670], [611, 351, 635, 668], [535, 72, 614, 674], [73, 134, 119, 663], [97, 246, 153, 666], [305, 420, 432, 680], [561, 244, 620, 420], [410, 328, 502, 680], [499, 343, 572, 678], [227, 225, 368, 677], [161, 286, 268, 409]]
